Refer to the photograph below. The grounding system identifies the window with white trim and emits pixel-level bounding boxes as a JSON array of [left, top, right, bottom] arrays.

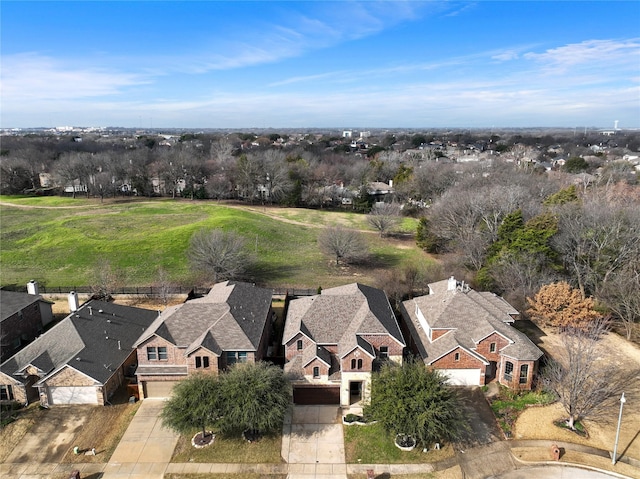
[[313, 366, 320, 378], [379, 346, 389, 359], [158, 346, 168, 360], [296, 339, 303, 350], [489, 342, 496, 353], [519, 364, 529, 384], [504, 361, 514, 381], [454, 352, 460, 361]]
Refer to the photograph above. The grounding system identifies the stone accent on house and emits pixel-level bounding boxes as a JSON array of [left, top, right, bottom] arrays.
[[45, 366, 98, 387]]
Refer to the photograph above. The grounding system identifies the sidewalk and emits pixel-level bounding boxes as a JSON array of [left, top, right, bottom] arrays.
[[3, 400, 637, 479]]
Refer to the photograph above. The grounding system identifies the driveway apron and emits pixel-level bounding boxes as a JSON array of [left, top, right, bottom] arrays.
[[103, 399, 179, 479], [282, 405, 346, 479]]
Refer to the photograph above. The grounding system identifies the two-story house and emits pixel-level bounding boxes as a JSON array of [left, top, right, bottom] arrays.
[[133, 281, 273, 398], [400, 277, 543, 390], [283, 283, 405, 406], [1, 284, 54, 363]]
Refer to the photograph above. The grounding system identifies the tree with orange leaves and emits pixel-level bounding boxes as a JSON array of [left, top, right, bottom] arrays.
[[526, 282, 601, 330]]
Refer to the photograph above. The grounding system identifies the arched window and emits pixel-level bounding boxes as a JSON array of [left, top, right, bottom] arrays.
[[351, 358, 356, 369], [357, 359, 363, 369]]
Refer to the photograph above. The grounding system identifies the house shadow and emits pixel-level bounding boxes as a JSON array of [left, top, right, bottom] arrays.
[[512, 320, 547, 349]]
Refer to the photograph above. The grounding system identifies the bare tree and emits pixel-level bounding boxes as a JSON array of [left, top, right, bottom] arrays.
[[261, 149, 290, 204], [599, 265, 640, 340], [552, 200, 640, 298], [489, 251, 559, 310], [91, 258, 122, 300], [542, 320, 640, 430], [367, 202, 401, 237], [188, 228, 254, 283], [318, 226, 368, 266], [153, 267, 176, 307]]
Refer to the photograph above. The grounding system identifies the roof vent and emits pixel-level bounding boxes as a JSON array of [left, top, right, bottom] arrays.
[[99, 309, 103, 313], [76, 357, 81, 361]]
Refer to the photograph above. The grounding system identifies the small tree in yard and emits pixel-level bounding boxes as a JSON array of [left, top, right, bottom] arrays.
[[188, 228, 254, 282], [542, 320, 640, 430], [160, 374, 222, 442], [365, 359, 468, 446], [318, 226, 369, 266], [367, 202, 401, 237], [218, 362, 291, 438], [526, 281, 600, 330]]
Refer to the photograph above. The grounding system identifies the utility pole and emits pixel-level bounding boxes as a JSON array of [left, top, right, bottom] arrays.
[[612, 392, 626, 465]]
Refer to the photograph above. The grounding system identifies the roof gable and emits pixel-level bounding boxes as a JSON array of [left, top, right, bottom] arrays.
[[284, 283, 405, 354], [2, 299, 157, 383], [403, 278, 543, 363], [135, 281, 272, 355]]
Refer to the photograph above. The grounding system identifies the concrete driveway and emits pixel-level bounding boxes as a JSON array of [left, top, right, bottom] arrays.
[[103, 399, 179, 479], [457, 386, 504, 448], [4, 406, 92, 464], [282, 405, 346, 479]]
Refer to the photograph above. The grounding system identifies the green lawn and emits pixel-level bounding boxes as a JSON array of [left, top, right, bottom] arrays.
[[170, 431, 283, 463], [0, 197, 431, 289], [343, 422, 455, 464]]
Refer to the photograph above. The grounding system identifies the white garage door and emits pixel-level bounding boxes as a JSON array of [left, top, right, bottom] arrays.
[[144, 381, 179, 398], [50, 386, 98, 404], [440, 369, 481, 386]]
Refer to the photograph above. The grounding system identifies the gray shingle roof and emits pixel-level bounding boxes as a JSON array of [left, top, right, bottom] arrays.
[[134, 281, 272, 355], [0, 290, 45, 321], [402, 280, 542, 364], [1, 300, 158, 385], [283, 283, 405, 354]]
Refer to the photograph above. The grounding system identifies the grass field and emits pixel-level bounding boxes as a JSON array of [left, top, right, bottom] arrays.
[[0, 196, 429, 289]]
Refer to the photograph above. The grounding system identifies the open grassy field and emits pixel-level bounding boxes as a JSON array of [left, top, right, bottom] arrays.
[[0, 196, 428, 289]]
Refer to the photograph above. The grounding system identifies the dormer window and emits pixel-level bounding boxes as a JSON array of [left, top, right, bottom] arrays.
[[454, 352, 460, 361], [313, 366, 320, 378], [296, 339, 303, 350], [490, 342, 496, 353]]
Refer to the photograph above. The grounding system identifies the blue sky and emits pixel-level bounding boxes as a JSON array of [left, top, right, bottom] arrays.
[[2, 1, 639, 128]]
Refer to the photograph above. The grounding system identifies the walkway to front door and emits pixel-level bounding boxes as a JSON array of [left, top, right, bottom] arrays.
[[282, 405, 346, 479]]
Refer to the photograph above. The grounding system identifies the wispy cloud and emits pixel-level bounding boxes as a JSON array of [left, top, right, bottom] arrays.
[[524, 38, 640, 73], [1, 53, 148, 102]]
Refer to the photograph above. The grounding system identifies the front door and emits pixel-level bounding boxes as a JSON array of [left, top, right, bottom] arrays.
[[349, 381, 362, 404], [486, 361, 497, 381]]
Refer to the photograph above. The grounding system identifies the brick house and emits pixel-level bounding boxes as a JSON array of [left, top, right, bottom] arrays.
[[400, 277, 543, 390], [283, 283, 405, 406], [133, 281, 273, 398], [1, 285, 54, 363], [0, 300, 157, 405]]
